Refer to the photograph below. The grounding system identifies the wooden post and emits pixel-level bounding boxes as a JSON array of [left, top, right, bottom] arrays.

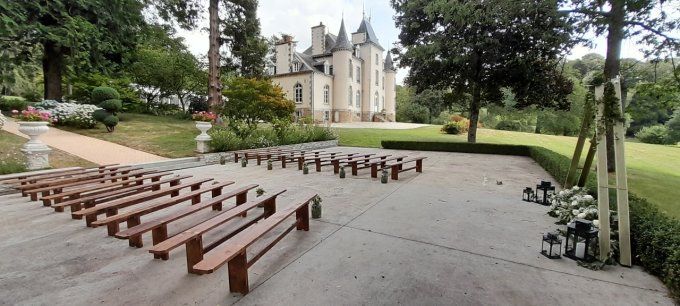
[[211, 188, 223, 211], [391, 165, 399, 180], [296, 203, 309, 231], [127, 216, 143, 248], [228, 252, 249, 294], [186, 237, 204, 274], [611, 77, 631, 266], [594, 83, 611, 261]]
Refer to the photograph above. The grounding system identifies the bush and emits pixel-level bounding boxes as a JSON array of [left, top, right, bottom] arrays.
[[209, 124, 337, 152], [0, 96, 28, 111], [0, 159, 26, 175], [380, 140, 678, 300], [635, 125, 672, 145], [102, 115, 119, 132], [20, 89, 42, 102], [92, 109, 109, 122], [666, 108, 680, 143], [441, 120, 469, 135], [99, 99, 123, 114], [35, 101, 100, 129], [91, 87, 120, 104], [495, 120, 523, 131], [188, 96, 209, 113], [400, 103, 430, 123]]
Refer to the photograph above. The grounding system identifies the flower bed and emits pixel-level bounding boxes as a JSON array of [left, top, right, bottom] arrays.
[[381, 140, 680, 300], [35, 100, 100, 129]]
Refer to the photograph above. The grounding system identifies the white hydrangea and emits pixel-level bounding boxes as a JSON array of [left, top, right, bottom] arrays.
[[35, 101, 100, 128], [548, 186, 600, 224]]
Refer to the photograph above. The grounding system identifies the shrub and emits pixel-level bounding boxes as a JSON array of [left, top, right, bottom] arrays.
[[188, 96, 210, 113], [0, 159, 26, 175], [635, 125, 672, 145], [495, 120, 523, 131], [91, 87, 120, 104], [99, 99, 123, 114], [92, 109, 109, 122], [102, 115, 119, 132], [20, 89, 42, 102], [35, 101, 100, 129], [380, 140, 678, 299], [400, 103, 430, 123], [209, 124, 337, 152], [0, 96, 28, 111], [441, 120, 469, 135], [666, 108, 680, 143]]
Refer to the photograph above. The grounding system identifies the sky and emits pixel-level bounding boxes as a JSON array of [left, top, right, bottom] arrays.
[[177, 0, 655, 85]]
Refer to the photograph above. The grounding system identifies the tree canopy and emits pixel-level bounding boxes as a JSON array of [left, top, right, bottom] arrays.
[[392, 0, 575, 142]]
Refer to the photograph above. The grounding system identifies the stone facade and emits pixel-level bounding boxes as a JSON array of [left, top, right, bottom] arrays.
[[269, 16, 397, 124]]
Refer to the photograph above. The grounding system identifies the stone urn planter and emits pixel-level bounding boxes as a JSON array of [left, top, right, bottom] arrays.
[[194, 121, 212, 153], [17, 121, 52, 170]]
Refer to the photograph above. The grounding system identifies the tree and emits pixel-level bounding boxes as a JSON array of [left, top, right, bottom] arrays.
[[392, 0, 575, 142], [208, 0, 222, 108], [411, 89, 450, 123], [221, 77, 294, 135], [560, 0, 680, 171], [571, 53, 605, 78], [221, 0, 268, 78], [0, 0, 201, 101]]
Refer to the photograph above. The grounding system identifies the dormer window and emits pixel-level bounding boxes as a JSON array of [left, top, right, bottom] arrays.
[[293, 62, 300, 72], [355, 46, 360, 58]]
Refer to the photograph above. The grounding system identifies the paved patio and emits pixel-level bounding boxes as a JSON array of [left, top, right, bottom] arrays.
[[0, 147, 673, 305]]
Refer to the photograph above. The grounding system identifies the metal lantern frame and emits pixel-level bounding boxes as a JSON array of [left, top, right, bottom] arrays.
[[522, 187, 535, 202], [564, 219, 599, 262], [535, 181, 556, 205], [541, 233, 562, 259]]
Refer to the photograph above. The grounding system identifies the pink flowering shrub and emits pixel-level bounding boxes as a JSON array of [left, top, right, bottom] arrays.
[[11, 107, 54, 123], [192, 111, 217, 122]]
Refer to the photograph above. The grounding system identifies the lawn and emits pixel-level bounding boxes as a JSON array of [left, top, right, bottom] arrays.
[[0, 130, 97, 173], [59, 113, 197, 158], [338, 126, 680, 219]]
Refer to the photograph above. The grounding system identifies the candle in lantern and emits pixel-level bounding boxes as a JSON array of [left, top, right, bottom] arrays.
[[575, 242, 586, 258]]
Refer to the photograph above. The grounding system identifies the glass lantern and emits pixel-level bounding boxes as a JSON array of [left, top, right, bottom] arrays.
[[522, 187, 535, 202], [541, 232, 562, 259], [564, 219, 599, 262], [535, 181, 556, 205]]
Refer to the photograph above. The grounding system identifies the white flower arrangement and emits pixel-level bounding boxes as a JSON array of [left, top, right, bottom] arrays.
[[548, 186, 598, 224], [0, 112, 6, 127], [35, 100, 100, 128]]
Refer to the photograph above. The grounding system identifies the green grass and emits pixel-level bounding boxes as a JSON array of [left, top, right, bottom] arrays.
[[0, 130, 97, 173], [339, 126, 680, 219], [59, 113, 197, 158]]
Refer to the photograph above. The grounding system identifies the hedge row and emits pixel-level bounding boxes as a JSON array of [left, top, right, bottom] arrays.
[[381, 140, 679, 299]]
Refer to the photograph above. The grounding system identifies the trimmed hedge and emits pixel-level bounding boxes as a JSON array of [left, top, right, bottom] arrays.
[[381, 140, 679, 299]]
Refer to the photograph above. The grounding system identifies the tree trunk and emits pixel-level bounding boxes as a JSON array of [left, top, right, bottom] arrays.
[[603, 0, 625, 172], [208, 0, 222, 109], [42, 41, 63, 101], [467, 83, 481, 143]]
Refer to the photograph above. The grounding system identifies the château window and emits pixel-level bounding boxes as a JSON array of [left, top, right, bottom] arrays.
[[382, 76, 385, 89], [349, 60, 353, 78], [374, 92, 379, 112], [293, 62, 300, 72], [349, 86, 353, 107], [323, 85, 330, 104], [375, 54, 378, 62], [356, 67, 361, 83], [356, 90, 361, 108], [375, 70, 379, 86], [381, 96, 385, 110], [294, 83, 303, 103]]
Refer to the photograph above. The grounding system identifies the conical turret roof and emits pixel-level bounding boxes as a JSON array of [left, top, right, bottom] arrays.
[[384, 52, 395, 71], [331, 19, 353, 52]]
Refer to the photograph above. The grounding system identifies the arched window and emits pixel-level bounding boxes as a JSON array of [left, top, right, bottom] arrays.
[[356, 90, 361, 108], [349, 86, 353, 107], [356, 67, 361, 83], [349, 60, 353, 79], [374, 92, 379, 112], [382, 76, 385, 89], [323, 85, 330, 104], [294, 83, 303, 103]]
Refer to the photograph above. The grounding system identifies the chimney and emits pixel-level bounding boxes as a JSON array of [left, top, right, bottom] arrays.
[[311, 22, 326, 56]]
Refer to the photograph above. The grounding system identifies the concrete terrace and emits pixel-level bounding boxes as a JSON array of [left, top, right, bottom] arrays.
[[0, 147, 673, 305]]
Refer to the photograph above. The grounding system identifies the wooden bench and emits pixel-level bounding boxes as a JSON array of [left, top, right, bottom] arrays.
[[330, 154, 384, 174], [383, 157, 426, 180], [0, 167, 84, 185], [254, 150, 322, 166], [370, 156, 408, 178], [10, 164, 124, 188], [22, 168, 149, 202], [306, 153, 367, 172], [51, 175, 192, 213], [116, 184, 259, 255], [91, 181, 236, 243], [39, 171, 173, 207], [71, 178, 213, 227], [191, 193, 316, 294], [233, 148, 292, 163], [340, 155, 396, 175], [278, 150, 327, 168], [295, 151, 342, 170], [148, 190, 288, 273]]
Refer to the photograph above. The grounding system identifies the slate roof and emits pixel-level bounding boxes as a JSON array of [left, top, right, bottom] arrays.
[[355, 17, 382, 49], [384, 52, 395, 71], [331, 19, 353, 52]]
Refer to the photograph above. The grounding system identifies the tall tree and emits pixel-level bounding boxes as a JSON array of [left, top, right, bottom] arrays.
[[221, 0, 268, 78], [560, 0, 680, 171], [392, 0, 575, 142], [208, 0, 222, 108]]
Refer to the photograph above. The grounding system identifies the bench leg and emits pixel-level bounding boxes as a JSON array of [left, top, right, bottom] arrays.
[[127, 216, 143, 247], [228, 252, 249, 294], [263, 198, 276, 217], [352, 163, 358, 176], [391, 165, 399, 180], [333, 161, 339, 174], [371, 164, 378, 178], [106, 209, 119, 234], [237, 193, 248, 217], [170, 179, 180, 196], [296, 203, 309, 231], [211, 188, 223, 211], [191, 184, 201, 204], [416, 159, 423, 172], [281, 158, 287, 168], [186, 237, 204, 274], [315, 159, 321, 172], [298, 157, 304, 170], [233, 153, 239, 162], [152, 226, 170, 260]]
